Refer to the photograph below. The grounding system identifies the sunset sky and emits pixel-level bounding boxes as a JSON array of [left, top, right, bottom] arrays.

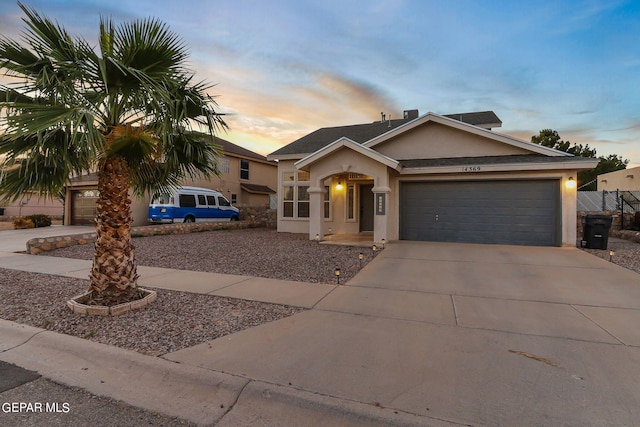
[[1, 0, 639, 165]]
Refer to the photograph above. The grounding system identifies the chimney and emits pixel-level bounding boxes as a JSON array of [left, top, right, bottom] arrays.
[[403, 109, 419, 120], [380, 112, 386, 123]]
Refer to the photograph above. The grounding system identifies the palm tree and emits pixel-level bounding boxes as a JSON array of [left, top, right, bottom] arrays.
[[0, 3, 227, 306]]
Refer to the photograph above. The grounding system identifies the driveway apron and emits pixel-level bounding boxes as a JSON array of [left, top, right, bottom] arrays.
[[165, 241, 640, 426]]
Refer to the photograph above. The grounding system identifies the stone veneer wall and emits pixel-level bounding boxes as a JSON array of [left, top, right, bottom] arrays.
[[26, 220, 268, 255], [576, 211, 634, 237]]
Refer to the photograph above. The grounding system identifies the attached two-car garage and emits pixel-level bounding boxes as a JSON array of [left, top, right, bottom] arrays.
[[399, 180, 561, 246]]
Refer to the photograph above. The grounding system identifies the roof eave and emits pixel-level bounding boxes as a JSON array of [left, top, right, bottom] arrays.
[[295, 137, 402, 172], [400, 159, 600, 175]]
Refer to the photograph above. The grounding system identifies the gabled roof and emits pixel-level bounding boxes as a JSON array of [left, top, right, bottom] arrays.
[[443, 111, 502, 129], [213, 136, 273, 163], [295, 137, 401, 171], [268, 118, 413, 158], [363, 112, 571, 157], [268, 110, 509, 159], [268, 110, 574, 162]]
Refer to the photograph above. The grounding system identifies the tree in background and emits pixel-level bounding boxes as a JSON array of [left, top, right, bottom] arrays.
[[531, 129, 628, 190], [0, 3, 227, 306]]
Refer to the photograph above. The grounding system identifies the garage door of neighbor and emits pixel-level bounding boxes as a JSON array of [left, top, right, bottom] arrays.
[[400, 180, 560, 246]]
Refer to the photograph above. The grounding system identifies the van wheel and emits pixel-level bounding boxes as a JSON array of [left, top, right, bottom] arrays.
[[184, 216, 195, 223], [230, 215, 239, 221]]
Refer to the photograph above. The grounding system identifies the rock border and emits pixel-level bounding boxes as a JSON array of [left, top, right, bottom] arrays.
[[67, 288, 157, 316], [26, 220, 267, 254]]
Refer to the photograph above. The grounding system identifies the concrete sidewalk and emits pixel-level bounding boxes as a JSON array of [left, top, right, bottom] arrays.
[[0, 250, 437, 425], [2, 239, 640, 425]]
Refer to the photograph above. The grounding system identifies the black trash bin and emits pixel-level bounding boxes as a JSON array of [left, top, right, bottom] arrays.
[[581, 214, 613, 249]]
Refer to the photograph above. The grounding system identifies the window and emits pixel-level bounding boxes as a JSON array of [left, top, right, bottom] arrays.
[[231, 194, 237, 204], [324, 186, 331, 219], [347, 184, 356, 220], [179, 194, 196, 208], [152, 193, 171, 205], [298, 186, 309, 218], [219, 156, 230, 174], [282, 170, 310, 218], [297, 171, 310, 181], [218, 196, 231, 206], [197, 195, 206, 205], [240, 159, 249, 180], [206, 195, 216, 206], [283, 186, 294, 217]]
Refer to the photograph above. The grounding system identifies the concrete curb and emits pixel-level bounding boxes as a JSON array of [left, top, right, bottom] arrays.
[[216, 381, 458, 427], [0, 319, 450, 426], [0, 319, 246, 425]]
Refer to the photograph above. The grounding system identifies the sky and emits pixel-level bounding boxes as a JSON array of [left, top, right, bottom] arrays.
[[1, 0, 640, 165]]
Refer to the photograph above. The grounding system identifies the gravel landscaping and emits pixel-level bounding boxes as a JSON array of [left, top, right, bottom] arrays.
[[48, 228, 378, 284], [0, 268, 304, 356], [580, 237, 640, 274], [3, 227, 640, 359], [0, 228, 378, 357]]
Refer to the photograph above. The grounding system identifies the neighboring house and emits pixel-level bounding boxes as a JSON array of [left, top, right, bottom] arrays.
[[597, 166, 639, 191], [64, 137, 276, 226], [0, 191, 63, 218], [267, 109, 598, 247]]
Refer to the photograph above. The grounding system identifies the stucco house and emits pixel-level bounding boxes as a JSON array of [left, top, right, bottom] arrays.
[[597, 166, 639, 191], [267, 110, 598, 247], [65, 136, 276, 226]]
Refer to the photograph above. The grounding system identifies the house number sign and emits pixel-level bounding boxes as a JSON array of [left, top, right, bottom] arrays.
[[461, 166, 481, 172], [375, 193, 385, 215]]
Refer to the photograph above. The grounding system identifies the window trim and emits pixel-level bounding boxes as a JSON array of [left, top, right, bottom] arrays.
[[281, 170, 311, 220], [346, 183, 357, 222], [240, 159, 250, 180], [323, 185, 331, 220]]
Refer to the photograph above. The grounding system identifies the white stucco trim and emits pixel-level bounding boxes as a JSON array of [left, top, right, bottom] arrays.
[[401, 159, 600, 175], [294, 137, 402, 172], [363, 112, 572, 157]]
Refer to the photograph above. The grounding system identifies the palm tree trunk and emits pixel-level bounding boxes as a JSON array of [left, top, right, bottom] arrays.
[[88, 154, 139, 305]]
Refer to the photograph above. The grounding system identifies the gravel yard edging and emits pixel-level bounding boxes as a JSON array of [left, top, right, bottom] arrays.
[[613, 229, 640, 243]]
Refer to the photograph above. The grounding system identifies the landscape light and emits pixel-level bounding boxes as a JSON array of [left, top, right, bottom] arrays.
[[334, 267, 341, 285], [358, 252, 364, 268], [610, 249, 615, 262], [381, 238, 386, 249], [372, 244, 377, 252]]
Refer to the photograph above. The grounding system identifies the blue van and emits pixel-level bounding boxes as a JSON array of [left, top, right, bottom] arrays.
[[148, 186, 239, 224]]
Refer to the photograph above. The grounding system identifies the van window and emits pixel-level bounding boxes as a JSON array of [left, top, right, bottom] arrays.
[[152, 194, 171, 204], [206, 195, 216, 206], [179, 194, 196, 208], [197, 195, 206, 205], [218, 196, 231, 207]]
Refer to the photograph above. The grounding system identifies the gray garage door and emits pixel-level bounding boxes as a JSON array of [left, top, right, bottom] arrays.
[[400, 180, 560, 246]]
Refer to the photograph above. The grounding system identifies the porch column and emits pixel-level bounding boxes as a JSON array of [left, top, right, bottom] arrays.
[[307, 186, 324, 241], [372, 186, 391, 244]]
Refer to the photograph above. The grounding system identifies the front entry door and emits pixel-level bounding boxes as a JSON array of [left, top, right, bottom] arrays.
[[359, 184, 374, 232]]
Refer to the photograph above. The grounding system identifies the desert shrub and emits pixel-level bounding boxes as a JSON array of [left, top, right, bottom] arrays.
[[25, 214, 52, 228], [13, 217, 35, 229]]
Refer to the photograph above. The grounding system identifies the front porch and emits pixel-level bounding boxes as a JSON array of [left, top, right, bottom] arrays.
[[320, 232, 375, 247]]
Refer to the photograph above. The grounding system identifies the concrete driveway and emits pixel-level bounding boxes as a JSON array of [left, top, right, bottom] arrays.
[[165, 241, 640, 426]]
